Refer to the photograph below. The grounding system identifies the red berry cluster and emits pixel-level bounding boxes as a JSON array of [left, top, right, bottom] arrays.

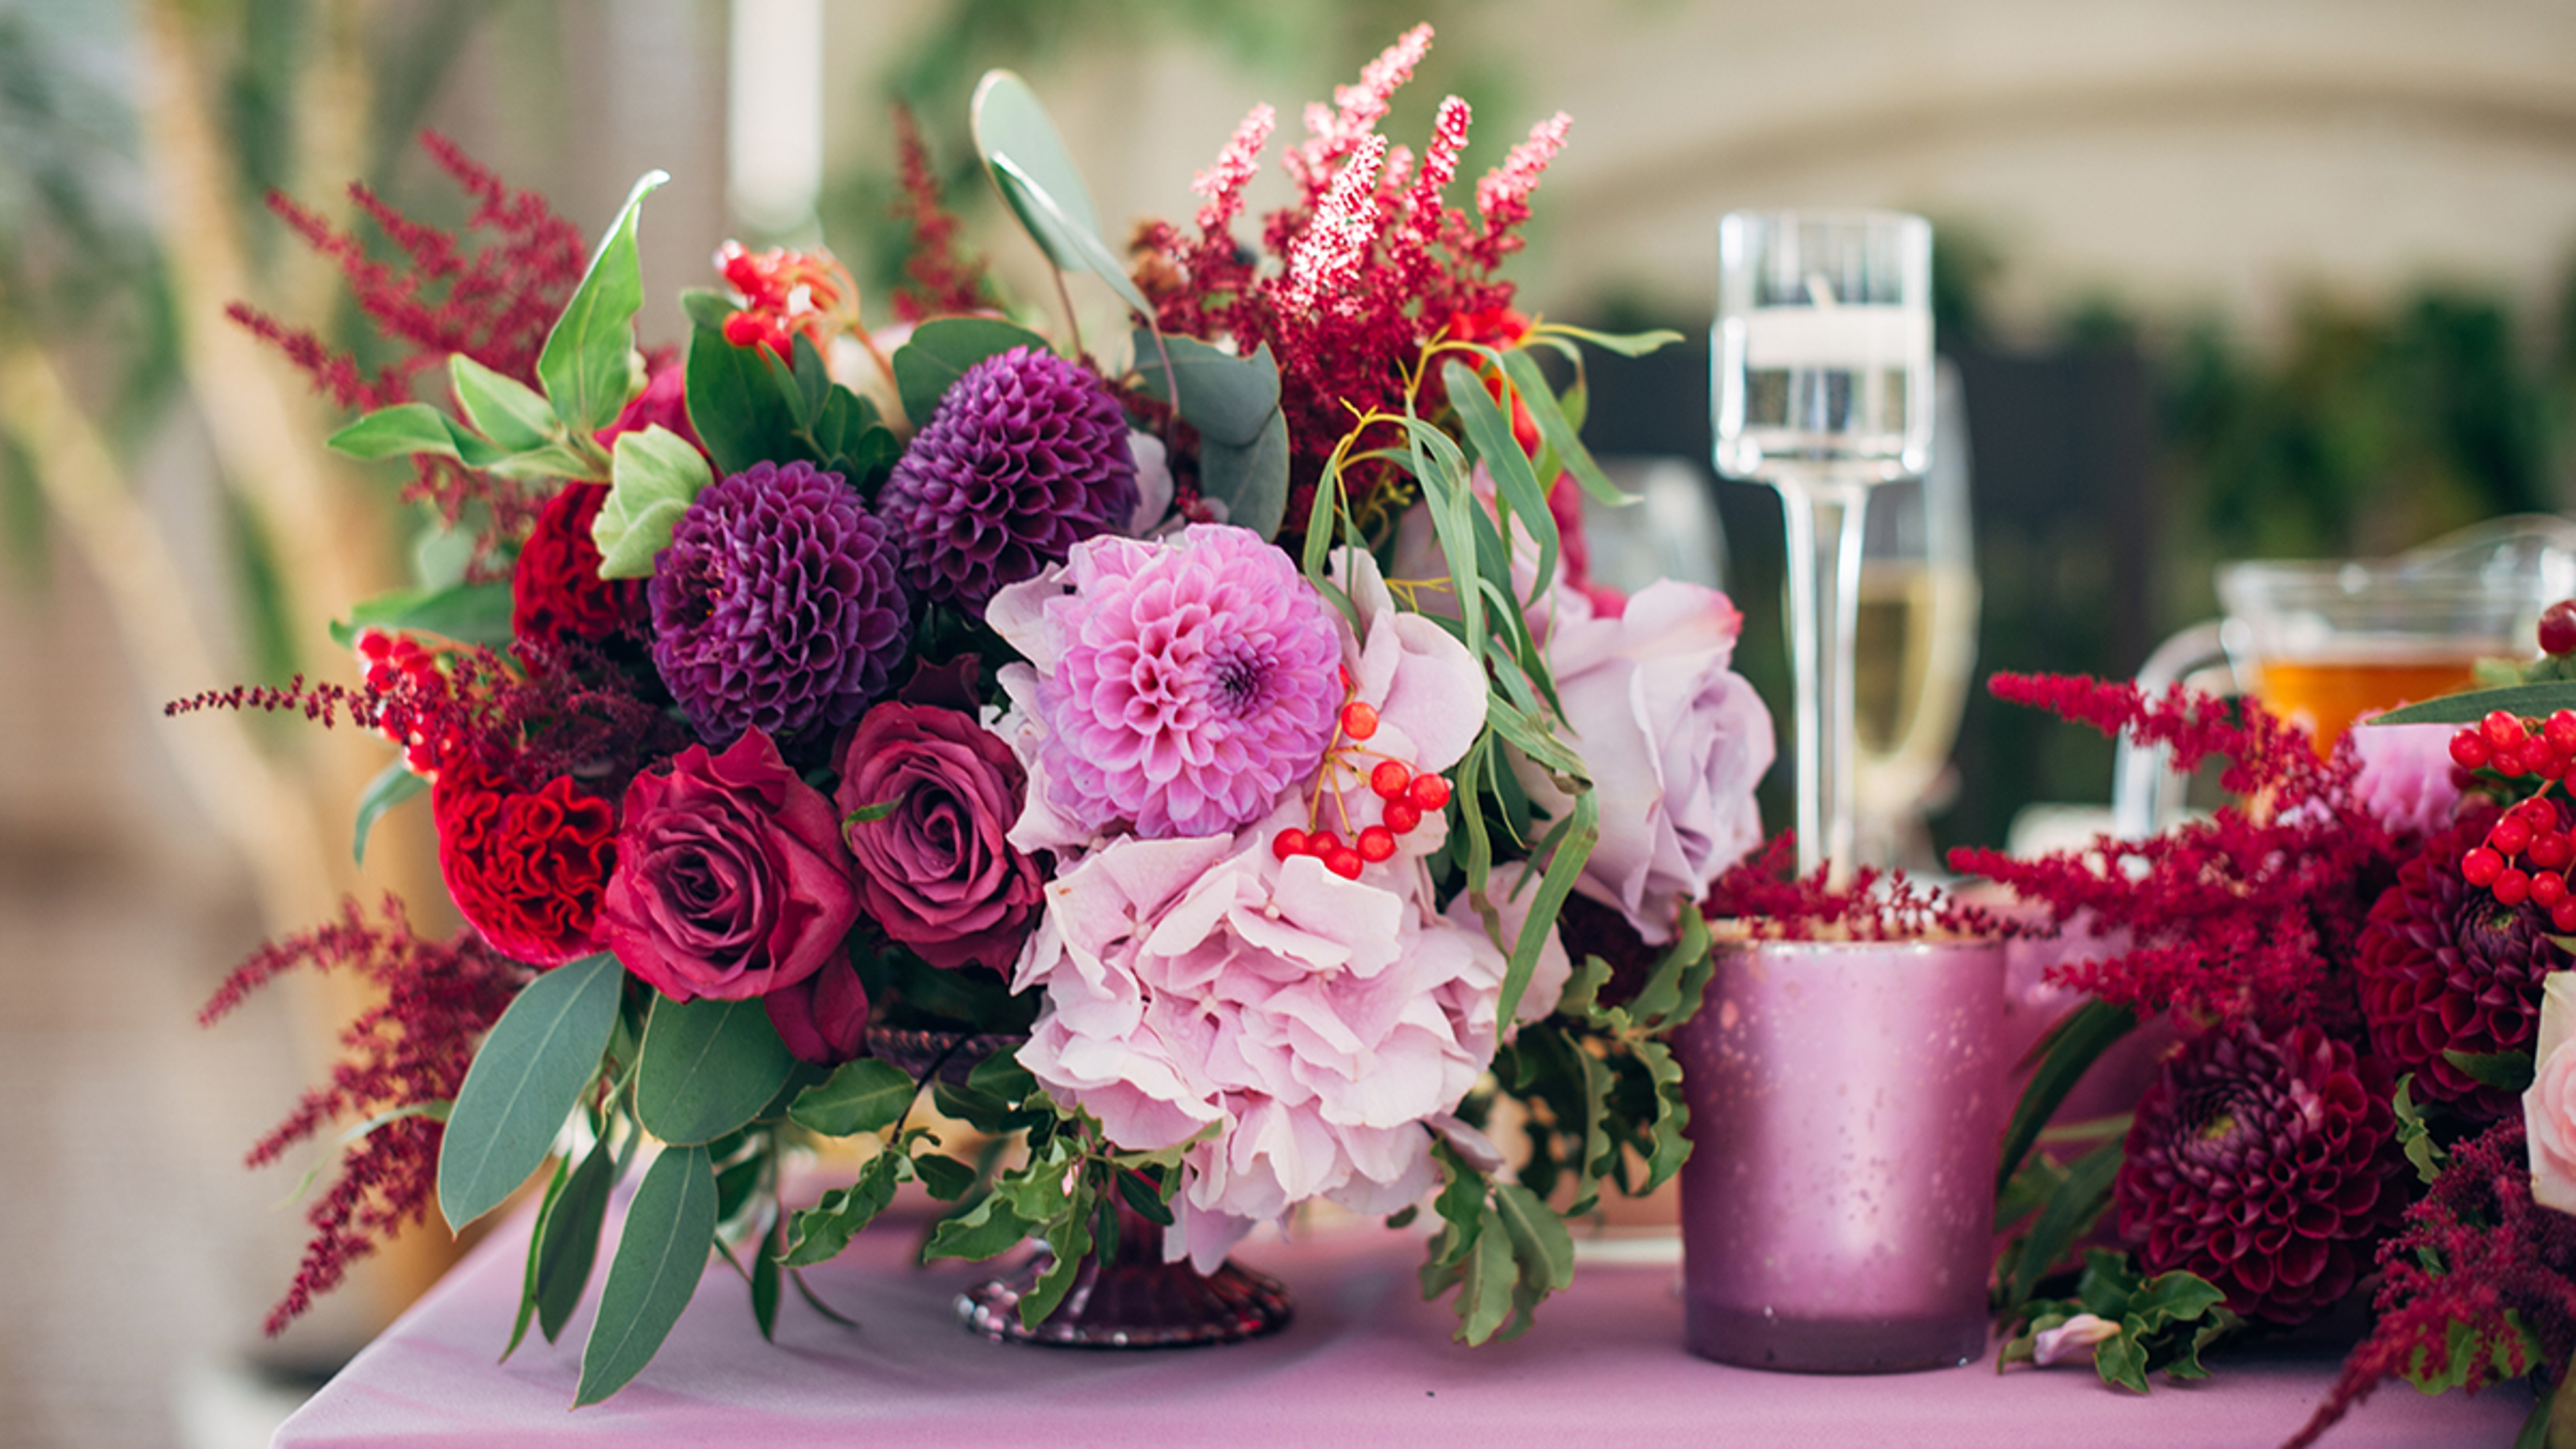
[[2447, 708, 2576, 781], [715, 241, 853, 362], [2452, 712, 2576, 929], [1269, 699, 1453, 879]]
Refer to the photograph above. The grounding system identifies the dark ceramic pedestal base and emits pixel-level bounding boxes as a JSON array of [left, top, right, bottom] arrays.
[[959, 1246, 1293, 1348]]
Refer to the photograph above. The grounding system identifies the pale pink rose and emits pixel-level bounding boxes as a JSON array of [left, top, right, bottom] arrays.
[[2031, 1312, 2122, 1367], [1012, 808, 1515, 1271], [1516, 578, 1773, 943], [2524, 972, 2576, 1214], [2347, 718, 2464, 840]]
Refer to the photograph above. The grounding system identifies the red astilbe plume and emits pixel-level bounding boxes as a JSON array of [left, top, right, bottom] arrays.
[[889, 105, 994, 323], [1947, 674, 2400, 1022], [2283, 1118, 2576, 1448], [227, 132, 588, 555], [1130, 24, 1573, 535], [201, 897, 527, 1334], [1705, 830, 2023, 941]]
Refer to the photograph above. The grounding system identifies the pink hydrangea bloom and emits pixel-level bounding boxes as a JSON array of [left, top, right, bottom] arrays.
[[2347, 718, 2463, 840], [986, 525, 1343, 841], [1011, 806, 1519, 1271]]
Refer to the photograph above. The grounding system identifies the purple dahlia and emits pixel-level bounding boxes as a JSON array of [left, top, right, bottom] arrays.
[[649, 460, 909, 747], [2115, 1019, 2404, 1325], [1033, 525, 1341, 840], [876, 345, 1136, 610], [2355, 806, 2567, 1118]]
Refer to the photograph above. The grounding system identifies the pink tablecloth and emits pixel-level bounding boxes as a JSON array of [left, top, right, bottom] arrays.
[[273, 1188, 2529, 1449]]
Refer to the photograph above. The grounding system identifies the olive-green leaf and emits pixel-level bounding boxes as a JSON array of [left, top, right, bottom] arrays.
[[575, 1142, 715, 1406], [1997, 998, 2137, 1197], [1456, 1205, 1518, 1344], [1445, 358, 1556, 594], [2445, 1047, 2538, 1093], [892, 317, 1051, 437], [593, 425, 714, 578], [1198, 407, 1289, 541], [1497, 349, 1627, 506], [921, 1189, 1036, 1263], [788, 1059, 918, 1138], [326, 403, 503, 468], [684, 321, 802, 476], [335, 578, 516, 650], [535, 1127, 618, 1343], [352, 759, 426, 866], [449, 354, 560, 453], [1492, 1182, 1574, 1295], [2371, 683, 2576, 727], [635, 996, 799, 1146], [438, 953, 623, 1232], [1130, 333, 1280, 446], [1532, 323, 1686, 358], [912, 1152, 976, 1203], [1021, 1210, 1093, 1329], [780, 1150, 907, 1267], [539, 170, 667, 435]]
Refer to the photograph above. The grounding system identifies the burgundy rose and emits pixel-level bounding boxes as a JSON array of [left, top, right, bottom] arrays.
[[433, 768, 617, 967], [835, 701, 1042, 971], [764, 954, 871, 1065], [597, 728, 857, 1002]]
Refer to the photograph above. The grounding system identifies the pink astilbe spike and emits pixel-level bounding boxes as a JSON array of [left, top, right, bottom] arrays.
[[1281, 133, 1388, 317], [1289, 23, 1433, 193], [1475, 111, 1572, 235], [1193, 103, 1275, 237]]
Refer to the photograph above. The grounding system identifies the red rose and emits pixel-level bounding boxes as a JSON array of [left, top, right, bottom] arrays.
[[512, 483, 645, 647], [432, 769, 618, 967], [596, 729, 858, 1002], [764, 954, 871, 1065]]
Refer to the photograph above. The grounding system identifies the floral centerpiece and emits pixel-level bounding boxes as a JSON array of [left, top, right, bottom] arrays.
[[179, 25, 1772, 1405], [1966, 605, 2576, 1445]]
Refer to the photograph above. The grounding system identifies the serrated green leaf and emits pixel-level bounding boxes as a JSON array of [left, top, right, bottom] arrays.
[[352, 760, 426, 866], [1456, 1206, 1518, 1344], [336, 578, 517, 650], [912, 1152, 976, 1202], [594, 425, 714, 578], [1492, 1182, 1574, 1295], [1022, 1210, 1093, 1328], [635, 995, 799, 1147], [2094, 1328, 2150, 1393], [534, 1126, 619, 1343], [1621, 902, 1714, 1030], [575, 1141, 714, 1406], [892, 317, 1052, 437], [789, 1059, 918, 1138], [1130, 333, 1280, 446], [2372, 683, 2576, 727], [540, 170, 667, 436], [1632, 1037, 1694, 1191], [921, 1189, 1036, 1263], [439, 953, 622, 1232], [450, 354, 560, 453], [780, 1149, 907, 1267]]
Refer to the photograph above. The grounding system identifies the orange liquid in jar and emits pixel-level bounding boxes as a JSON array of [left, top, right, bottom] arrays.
[[2250, 652, 2490, 755]]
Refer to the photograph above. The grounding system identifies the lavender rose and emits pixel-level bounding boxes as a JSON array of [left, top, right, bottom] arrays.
[[1516, 580, 1773, 943], [835, 701, 1042, 971], [597, 728, 857, 1002], [765, 954, 871, 1065]]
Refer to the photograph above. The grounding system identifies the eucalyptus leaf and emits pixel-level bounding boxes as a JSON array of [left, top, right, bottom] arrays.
[[788, 1059, 918, 1138], [540, 170, 667, 435], [892, 317, 1051, 437], [1196, 408, 1289, 541], [751, 1224, 781, 1342], [594, 425, 714, 578], [575, 1142, 715, 1407], [635, 996, 800, 1147], [352, 760, 425, 866], [1130, 333, 1280, 445], [534, 1126, 618, 1343], [2371, 683, 2576, 727], [1532, 323, 1686, 358], [449, 354, 560, 453], [1495, 790, 1597, 1028], [2444, 1047, 2537, 1093], [969, 70, 1104, 264], [438, 953, 623, 1232]]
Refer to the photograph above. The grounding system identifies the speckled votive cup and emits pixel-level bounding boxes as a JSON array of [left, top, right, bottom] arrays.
[[1673, 936, 2008, 1373]]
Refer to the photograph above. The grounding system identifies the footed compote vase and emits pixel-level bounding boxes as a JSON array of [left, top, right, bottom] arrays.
[[958, 1189, 1293, 1349]]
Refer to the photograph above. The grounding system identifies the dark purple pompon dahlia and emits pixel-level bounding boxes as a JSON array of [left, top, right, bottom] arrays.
[[876, 345, 1136, 611], [649, 460, 910, 747]]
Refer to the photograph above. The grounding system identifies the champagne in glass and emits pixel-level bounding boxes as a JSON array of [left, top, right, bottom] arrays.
[[1714, 211, 1934, 883]]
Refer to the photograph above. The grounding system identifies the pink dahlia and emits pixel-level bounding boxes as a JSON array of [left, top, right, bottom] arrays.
[[994, 525, 1342, 841], [875, 345, 1136, 610]]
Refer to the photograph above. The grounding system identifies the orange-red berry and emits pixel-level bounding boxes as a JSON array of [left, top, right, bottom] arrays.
[[1324, 848, 1364, 879], [2463, 847, 2507, 885], [2486, 710, 2527, 750], [1307, 829, 1343, 859], [2534, 871, 2569, 909], [1340, 701, 1380, 740], [1357, 825, 1397, 862], [1371, 760, 1413, 798], [2452, 730, 2491, 769], [1382, 800, 1422, 834], [2555, 898, 2576, 934], [1407, 773, 1452, 811], [2497, 868, 2533, 907], [1272, 828, 1309, 861]]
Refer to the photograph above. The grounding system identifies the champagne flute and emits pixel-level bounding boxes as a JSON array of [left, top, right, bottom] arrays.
[[1713, 210, 1934, 884], [1852, 362, 1978, 871]]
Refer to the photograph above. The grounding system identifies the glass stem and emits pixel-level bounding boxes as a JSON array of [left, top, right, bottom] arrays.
[[1778, 476, 1870, 888]]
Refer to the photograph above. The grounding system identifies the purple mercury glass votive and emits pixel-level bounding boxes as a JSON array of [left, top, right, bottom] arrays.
[[1673, 936, 2007, 1372]]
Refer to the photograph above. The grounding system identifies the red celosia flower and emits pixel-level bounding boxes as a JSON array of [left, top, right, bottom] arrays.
[[1948, 674, 2397, 1022], [2116, 1018, 2405, 1325], [2355, 804, 2566, 1118], [432, 767, 619, 967], [201, 898, 525, 1334], [2285, 1118, 2576, 1448], [227, 132, 588, 563], [511, 483, 646, 649]]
